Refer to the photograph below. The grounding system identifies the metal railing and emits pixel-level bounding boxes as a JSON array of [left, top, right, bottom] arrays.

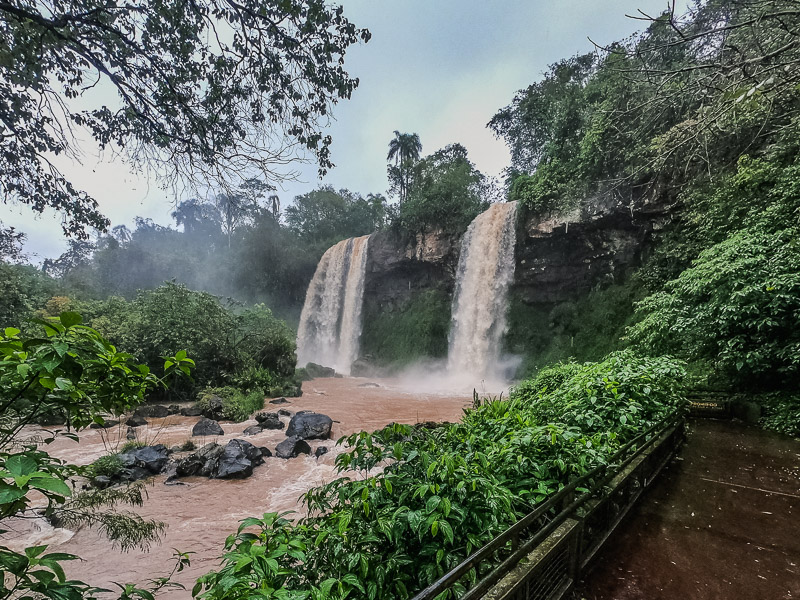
[[410, 412, 686, 600]]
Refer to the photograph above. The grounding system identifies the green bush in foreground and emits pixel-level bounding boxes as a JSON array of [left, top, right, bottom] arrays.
[[196, 351, 686, 599]]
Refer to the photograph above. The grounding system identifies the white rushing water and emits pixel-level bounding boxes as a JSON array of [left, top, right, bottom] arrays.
[[296, 235, 370, 374], [447, 201, 518, 380]]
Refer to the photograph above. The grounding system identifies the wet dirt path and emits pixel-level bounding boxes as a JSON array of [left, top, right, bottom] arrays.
[[576, 419, 800, 600], [1, 377, 474, 597]]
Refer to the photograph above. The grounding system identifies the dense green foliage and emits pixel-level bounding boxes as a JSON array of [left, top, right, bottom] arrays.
[[1, 283, 299, 402], [197, 387, 267, 423], [195, 352, 685, 599], [399, 144, 492, 234], [0, 316, 193, 598], [492, 1, 800, 399], [360, 290, 451, 369]]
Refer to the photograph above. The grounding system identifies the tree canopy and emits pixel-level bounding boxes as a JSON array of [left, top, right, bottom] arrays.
[[0, 0, 370, 237]]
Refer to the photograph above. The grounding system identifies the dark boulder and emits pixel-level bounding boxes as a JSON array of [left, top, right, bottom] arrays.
[[134, 405, 170, 418], [286, 412, 332, 440], [242, 424, 264, 436], [305, 362, 336, 378], [118, 444, 171, 475], [126, 426, 136, 440], [278, 409, 293, 417], [176, 443, 224, 477], [269, 397, 290, 405], [192, 417, 224, 437], [90, 419, 119, 429], [125, 415, 148, 427], [275, 436, 312, 459], [314, 446, 329, 458], [201, 395, 225, 420], [259, 447, 272, 458], [255, 412, 284, 430], [215, 439, 264, 479], [92, 475, 112, 489], [167, 404, 181, 415], [180, 405, 203, 417]]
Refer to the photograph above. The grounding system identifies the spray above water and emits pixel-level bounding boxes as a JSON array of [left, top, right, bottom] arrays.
[[296, 235, 370, 375], [447, 201, 518, 382]]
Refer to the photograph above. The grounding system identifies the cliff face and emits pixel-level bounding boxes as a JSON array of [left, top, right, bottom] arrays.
[[511, 196, 666, 308], [363, 197, 668, 314], [364, 228, 461, 314]]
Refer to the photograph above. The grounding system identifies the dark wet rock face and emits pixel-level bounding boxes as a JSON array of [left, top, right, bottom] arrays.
[[192, 417, 224, 437], [201, 396, 225, 420], [242, 425, 264, 436], [176, 443, 224, 477], [286, 412, 332, 440], [275, 436, 312, 459], [305, 363, 336, 378], [109, 444, 171, 483], [259, 447, 272, 458], [255, 412, 284, 430], [215, 439, 264, 479], [134, 404, 170, 418], [180, 405, 203, 417], [174, 440, 264, 479], [125, 415, 148, 427]]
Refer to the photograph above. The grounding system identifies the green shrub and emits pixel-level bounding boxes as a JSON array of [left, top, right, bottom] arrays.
[[199, 352, 686, 599], [629, 226, 800, 389], [197, 387, 265, 422], [91, 454, 124, 478], [758, 393, 800, 437], [512, 361, 581, 399]]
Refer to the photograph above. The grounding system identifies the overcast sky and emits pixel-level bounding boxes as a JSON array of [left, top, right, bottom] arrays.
[[2, 1, 685, 260]]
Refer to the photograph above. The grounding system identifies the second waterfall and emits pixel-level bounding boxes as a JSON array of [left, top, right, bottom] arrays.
[[447, 201, 518, 380], [296, 235, 370, 375]]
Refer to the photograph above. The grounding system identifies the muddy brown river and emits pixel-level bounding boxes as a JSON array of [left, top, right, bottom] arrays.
[[2, 377, 476, 596]]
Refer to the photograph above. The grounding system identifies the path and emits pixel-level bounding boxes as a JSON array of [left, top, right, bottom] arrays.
[[575, 419, 800, 600]]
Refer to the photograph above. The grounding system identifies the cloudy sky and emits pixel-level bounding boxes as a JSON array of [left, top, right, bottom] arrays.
[[2, 0, 685, 260]]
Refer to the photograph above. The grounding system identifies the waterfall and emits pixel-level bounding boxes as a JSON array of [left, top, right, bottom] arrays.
[[296, 235, 370, 375], [447, 201, 518, 379]]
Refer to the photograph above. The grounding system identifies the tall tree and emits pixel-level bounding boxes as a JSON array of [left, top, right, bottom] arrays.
[[387, 131, 423, 204], [0, 0, 370, 238]]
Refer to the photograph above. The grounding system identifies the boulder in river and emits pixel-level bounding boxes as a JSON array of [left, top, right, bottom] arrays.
[[134, 404, 170, 418], [167, 404, 181, 415], [305, 362, 336, 378], [286, 412, 332, 440], [192, 417, 224, 437], [278, 409, 293, 417], [201, 395, 225, 420], [242, 424, 263, 436], [117, 444, 171, 479], [255, 412, 284, 430], [125, 415, 148, 427], [275, 436, 312, 459], [259, 447, 272, 458], [314, 446, 329, 458], [180, 405, 203, 417], [175, 442, 224, 477], [269, 397, 290, 405], [215, 439, 264, 479], [90, 419, 119, 429]]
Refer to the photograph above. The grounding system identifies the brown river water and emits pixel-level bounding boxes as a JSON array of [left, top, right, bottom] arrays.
[[1, 377, 478, 596]]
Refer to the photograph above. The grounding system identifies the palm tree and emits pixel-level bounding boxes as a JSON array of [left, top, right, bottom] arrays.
[[387, 131, 422, 204], [268, 194, 281, 219]]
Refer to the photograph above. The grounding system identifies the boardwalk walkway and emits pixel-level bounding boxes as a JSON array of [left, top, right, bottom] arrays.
[[575, 419, 800, 600]]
